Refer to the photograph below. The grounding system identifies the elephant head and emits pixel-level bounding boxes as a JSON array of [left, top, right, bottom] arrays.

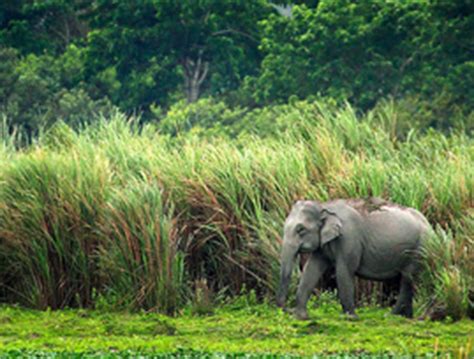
[[276, 200, 341, 307]]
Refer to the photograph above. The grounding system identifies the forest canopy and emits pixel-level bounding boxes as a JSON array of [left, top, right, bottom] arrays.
[[0, 0, 473, 135]]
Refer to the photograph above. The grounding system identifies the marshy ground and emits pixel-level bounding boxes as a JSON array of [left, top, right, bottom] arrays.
[[0, 300, 472, 358]]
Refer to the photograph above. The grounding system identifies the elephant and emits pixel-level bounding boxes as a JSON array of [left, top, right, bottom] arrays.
[[276, 197, 431, 320]]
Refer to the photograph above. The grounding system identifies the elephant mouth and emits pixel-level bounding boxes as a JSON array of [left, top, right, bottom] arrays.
[[298, 248, 314, 254]]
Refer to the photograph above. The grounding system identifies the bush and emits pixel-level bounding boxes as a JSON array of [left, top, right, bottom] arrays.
[[0, 46, 116, 135], [158, 96, 473, 143], [156, 98, 247, 138]]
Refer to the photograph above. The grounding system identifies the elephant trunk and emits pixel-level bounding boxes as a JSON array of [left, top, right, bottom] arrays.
[[276, 241, 299, 308]]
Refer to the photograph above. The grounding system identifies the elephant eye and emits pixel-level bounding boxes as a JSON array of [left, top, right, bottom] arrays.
[[295, 224, 307, 236]]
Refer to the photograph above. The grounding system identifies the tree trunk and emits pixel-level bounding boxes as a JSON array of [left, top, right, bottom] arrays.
[[183, 51, 209, 103]]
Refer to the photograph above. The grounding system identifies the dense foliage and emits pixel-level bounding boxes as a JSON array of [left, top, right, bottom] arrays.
[[0, 101, 472, 321], [1, 1, 473, 134]]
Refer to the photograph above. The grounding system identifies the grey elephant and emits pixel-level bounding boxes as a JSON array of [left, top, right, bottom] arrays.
[[276, 198, 431, 320]]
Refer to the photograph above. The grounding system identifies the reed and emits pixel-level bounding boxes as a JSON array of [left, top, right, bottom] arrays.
[[0, 147, 109, 308], [0, 100, 472, 318], [97, 181, 186, 313]]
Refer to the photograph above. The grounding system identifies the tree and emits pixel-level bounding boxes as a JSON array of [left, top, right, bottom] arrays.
[[253, 1, 437, 108], [421, 0, 474, 110], [86, 0, 269, 111], [0, 47, 19, 114], [0, 0, 89, 54], [0, 46, 114, 133]]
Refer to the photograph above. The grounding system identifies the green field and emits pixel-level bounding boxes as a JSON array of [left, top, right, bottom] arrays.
[[0, 300, 472, 358]]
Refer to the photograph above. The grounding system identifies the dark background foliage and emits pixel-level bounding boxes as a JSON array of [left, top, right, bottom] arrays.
[[0, 0, 472, 135]]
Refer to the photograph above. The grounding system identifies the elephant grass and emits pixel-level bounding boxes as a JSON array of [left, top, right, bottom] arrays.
[[418, 218, 474, 321], [0, 101, 472, 319], [97, 181, 186, 314]]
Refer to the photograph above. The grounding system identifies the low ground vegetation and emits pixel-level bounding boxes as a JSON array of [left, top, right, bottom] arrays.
[[0, 299, 472, 357]]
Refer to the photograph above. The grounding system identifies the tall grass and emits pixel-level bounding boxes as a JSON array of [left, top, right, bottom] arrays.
[[0, 147, 109, 308], [0, 100, 472, 318], [97, 181, 186, 313], [418, 218, 474, 320]]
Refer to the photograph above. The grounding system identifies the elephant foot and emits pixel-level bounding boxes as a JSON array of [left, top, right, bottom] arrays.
[[393, 311, 413, 318], [295, 310, 309, 321], [276, 297, 286, 309], [391, 306, 413, 318], [341, 312, 359, 321], [288, 307, 309, 320]]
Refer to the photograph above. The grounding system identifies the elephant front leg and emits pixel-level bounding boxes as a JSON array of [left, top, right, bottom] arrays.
[[294, 252, 329, 320], [336, 263, 358, 319]]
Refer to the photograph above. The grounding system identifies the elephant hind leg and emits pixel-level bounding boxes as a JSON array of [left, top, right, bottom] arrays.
[[392, 273, 414, 318]]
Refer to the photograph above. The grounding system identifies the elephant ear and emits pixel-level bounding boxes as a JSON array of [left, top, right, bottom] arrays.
[[320, 210, 342, 246]]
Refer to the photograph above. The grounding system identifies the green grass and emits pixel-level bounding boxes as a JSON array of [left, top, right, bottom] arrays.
[[0, 301, 472, 357]]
